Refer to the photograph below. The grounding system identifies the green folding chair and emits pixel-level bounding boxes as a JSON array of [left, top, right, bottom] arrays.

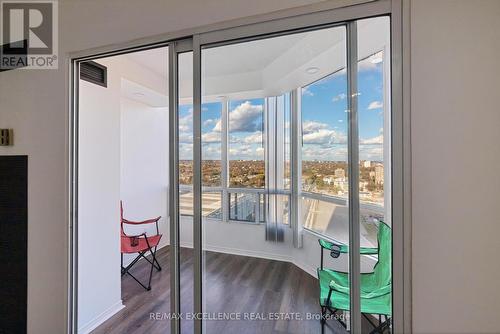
[[317, 221, 392, 334]]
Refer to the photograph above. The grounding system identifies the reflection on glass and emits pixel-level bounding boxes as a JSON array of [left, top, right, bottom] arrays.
[[301, 71, 349, 198], [358, 16, 391, 332], [179, 190, 223, 219], [177, 51, 194, 334], [301, 197, 378, 248], [283, 93, 291, 189], [179, 103, 193, 186], [201, 102, 222, 187], [228, 192, 266, 223], [201, 24, 350, 333]]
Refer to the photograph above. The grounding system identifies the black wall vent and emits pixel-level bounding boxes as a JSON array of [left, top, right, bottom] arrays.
[[80, 61, 107, 87]]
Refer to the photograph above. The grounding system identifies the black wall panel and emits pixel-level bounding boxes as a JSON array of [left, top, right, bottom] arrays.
[[0, 156, 27, 334]]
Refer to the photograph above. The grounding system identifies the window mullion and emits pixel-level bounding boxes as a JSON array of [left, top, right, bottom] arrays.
[[221, 98, 229, 222], [291, 88, 302, 248], [347, 20, 361, 334]]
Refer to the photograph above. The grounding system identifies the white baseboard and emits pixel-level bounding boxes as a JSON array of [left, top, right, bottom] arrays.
[[179, 242, 293, 263], [179, 241, 318, 279], [78, 300, 125, 334]]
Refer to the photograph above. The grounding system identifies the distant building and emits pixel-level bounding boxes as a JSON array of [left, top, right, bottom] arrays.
[[375, 165, 384, 184], [334, 168, 345, 179], [363, 160, 371, 168]]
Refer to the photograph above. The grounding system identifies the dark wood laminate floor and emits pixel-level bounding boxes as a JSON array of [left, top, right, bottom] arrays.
[[92, 247, 357, 334]]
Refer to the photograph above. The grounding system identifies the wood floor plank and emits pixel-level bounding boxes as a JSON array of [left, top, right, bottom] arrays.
[[91, 246, 354, 334]]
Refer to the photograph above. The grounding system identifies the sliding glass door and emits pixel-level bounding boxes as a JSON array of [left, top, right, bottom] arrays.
[[168, 11, 394, 334], [199, 25, 352, 334], [71, 3, 401, 334]]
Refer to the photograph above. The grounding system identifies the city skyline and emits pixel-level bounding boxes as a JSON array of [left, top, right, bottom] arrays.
[[178, 51, 386, 163]]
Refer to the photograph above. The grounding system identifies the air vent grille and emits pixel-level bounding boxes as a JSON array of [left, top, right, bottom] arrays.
[[80, 61, 107, 87]]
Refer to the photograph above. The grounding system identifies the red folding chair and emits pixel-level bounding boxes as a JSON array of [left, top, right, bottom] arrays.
[[120, 201, 162, 291]]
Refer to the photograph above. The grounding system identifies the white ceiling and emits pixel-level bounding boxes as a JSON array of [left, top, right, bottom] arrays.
[[126, 48, 168, 78], [121, 16, 389, 106]]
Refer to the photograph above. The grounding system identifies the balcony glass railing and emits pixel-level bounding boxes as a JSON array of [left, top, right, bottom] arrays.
[[301, 191, 383, 248]]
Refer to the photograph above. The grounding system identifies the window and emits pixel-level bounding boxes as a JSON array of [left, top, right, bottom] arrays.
[[228, 99, 265, 188], [298, 17, 391, 249], [358, 49, 389, 247], [301, 72, 349, 198], [179, 103, 194, 216], [178, 104, 194, 186], [201, 102, 222, 187]]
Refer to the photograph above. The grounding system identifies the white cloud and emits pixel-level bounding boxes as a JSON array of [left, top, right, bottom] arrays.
[[360, 135, 383, 145], [179, 108, 193, 132], [359, 145, 383, 161], [202, 131, 221, 143], [243, 131, 263, 144], [202, 144, 221, 160], [332, 93, 347, 102], [302, 145, 348, 161], [368, 101, 383, 110], [179, 131, 193, 143], [229, 135, 241, 144], [303, 129, 346, 145], [302, 121, 328, 134], [179, 143, 193, 160], [228, 142, 265, 160], [229, 144, 252, 157], [213, 101, 263, 133], [301, 120, 347, 146], [203, 118, 218, 127]]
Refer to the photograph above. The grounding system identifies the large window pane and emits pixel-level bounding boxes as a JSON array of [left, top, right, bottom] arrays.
[[358, 17, 391, 247], [202, 25, 348, 333], [228, 98, 265, 188], [283, 93, 291, 189], [301, 72, 349, 198], [201, 102, 222, 187], [177, 51, 194, 334], [358, 16, 391, 333], [179, 104, 194, 186], [228, 191, 266, 223]]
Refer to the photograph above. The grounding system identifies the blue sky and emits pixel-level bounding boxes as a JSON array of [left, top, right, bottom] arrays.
[[178, 52, 385, 162], [301, 54, 385, 161]]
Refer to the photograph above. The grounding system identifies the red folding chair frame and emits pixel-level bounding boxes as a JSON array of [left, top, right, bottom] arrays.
[[120, 201, 162, 291]]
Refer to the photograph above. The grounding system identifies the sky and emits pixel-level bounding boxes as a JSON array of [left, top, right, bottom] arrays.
[[178, 52, 386, 162]]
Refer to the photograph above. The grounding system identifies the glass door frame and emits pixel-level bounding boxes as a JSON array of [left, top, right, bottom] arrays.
[[69, 1, 410, 333], [168, 38, 194, 334], [189, 1, 403, 332]]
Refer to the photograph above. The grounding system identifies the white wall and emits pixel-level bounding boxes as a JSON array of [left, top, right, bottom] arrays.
[[1, 0, 500, 333], [0, 2, 346, 333], [77, 58, 122, 332], [120, 97, 169, 262], [77, 53, 170, 331], [180, 217, 375, 277], [411, 1, 500, 332]]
